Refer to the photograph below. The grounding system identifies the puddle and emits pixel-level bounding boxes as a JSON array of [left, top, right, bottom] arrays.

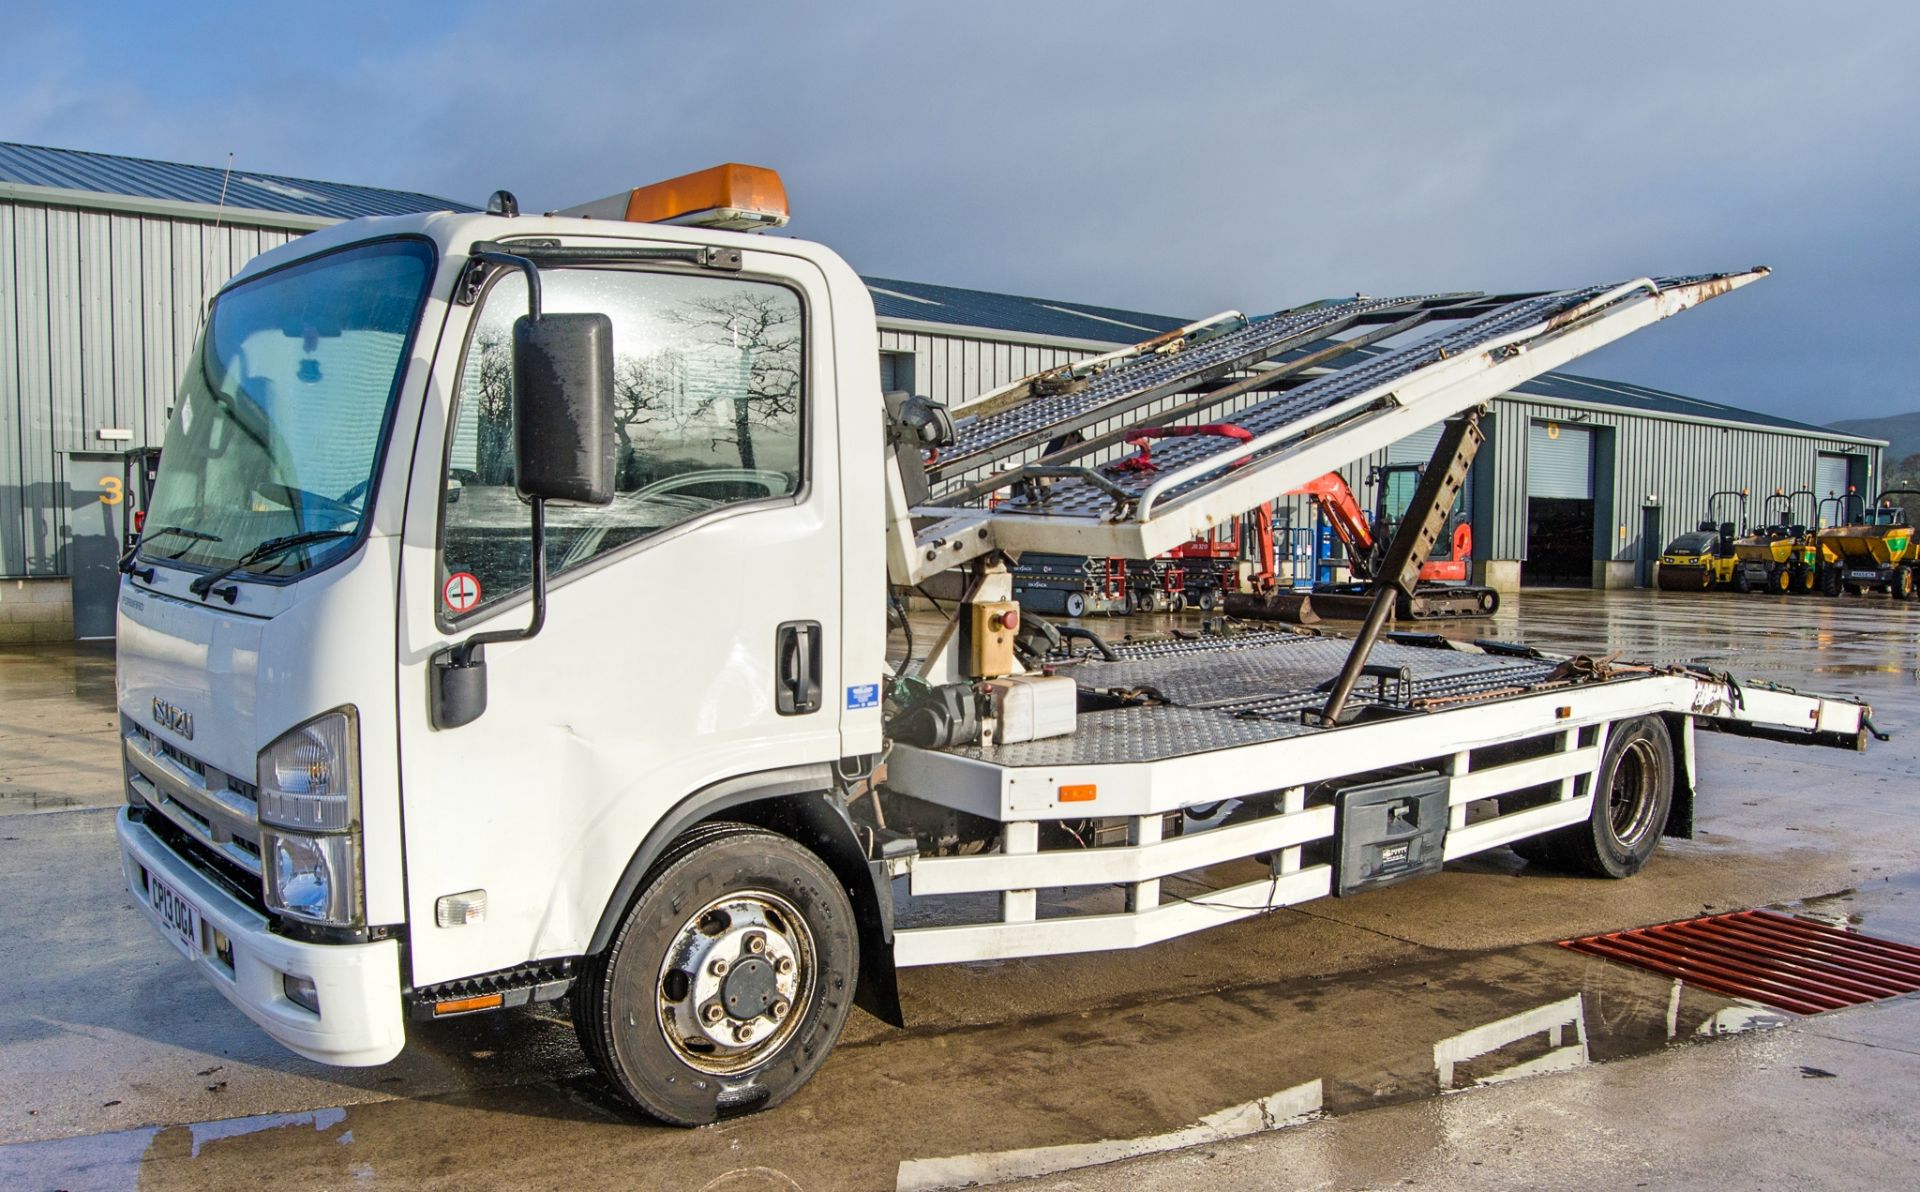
[[0, 937, 1811, 1192]]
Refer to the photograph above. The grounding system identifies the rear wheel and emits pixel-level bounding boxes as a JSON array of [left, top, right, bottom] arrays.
[[1895, 566, 1915, 601], [1199, 589, 1220, 612], [1820, 565, 1842, 596], [1516, 717, 1674, 879], [1771, 566, 1791, 594], [1064, 591, 1087, 618], [573, 823, 858, 1125], [1732, 566, 1751, 594]]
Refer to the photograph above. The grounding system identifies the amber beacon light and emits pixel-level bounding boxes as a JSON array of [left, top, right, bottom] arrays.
[[558, 163, 790, 231]]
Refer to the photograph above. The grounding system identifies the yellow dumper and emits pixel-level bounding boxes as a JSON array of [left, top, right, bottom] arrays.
[[1816, 489, 1917, 599], [1732, 488, 1819, 593]]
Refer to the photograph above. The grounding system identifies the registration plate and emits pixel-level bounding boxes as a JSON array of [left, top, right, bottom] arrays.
[[147, 870, 202, 959], [1850, 569, 1882, 580]]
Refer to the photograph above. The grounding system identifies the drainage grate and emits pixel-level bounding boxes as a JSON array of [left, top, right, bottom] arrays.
[[1561, 909, 1920, 1015]]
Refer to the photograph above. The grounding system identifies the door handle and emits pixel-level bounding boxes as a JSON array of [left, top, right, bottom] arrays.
[[777, 621, 822, 715]]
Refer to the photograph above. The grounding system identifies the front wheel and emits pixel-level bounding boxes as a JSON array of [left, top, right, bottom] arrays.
[[1063, 591, 1087, 618], [573, 823, 858, 1125], [1895, 566, 1915, 601]]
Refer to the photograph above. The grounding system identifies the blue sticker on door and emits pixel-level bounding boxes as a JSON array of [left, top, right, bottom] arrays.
[[846, 683, 880, 710]]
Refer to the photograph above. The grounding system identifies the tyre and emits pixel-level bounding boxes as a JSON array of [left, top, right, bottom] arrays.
[[573, 823, 858, 1125], [1517, 717, 1674, 879], [1732, 567, 1751, 594], [1122, 592, 1137, 616], [1820, 566, 1842, 596], [1199, 589, 1220, 612], [1896, 566, 1914, 601], [1064, 591, 1087, 618], [1170, 593, 1187, 613], [1771, 566, 1790, 594]]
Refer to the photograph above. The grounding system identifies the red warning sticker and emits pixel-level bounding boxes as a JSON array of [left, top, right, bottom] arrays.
[[443, 571, 482, 614]]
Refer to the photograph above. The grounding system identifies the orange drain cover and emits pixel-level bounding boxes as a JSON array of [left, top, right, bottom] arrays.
[[1561, 909, 1920, 1015]]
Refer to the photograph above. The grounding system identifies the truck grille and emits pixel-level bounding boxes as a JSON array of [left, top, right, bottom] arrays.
[[124, 719, 265, 905]]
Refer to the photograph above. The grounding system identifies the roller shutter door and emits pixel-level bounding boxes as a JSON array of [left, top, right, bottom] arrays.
[[1816, 452, 1850, 502], [1527, 422, 1592, 499], [1389, 425, 1442, 464]]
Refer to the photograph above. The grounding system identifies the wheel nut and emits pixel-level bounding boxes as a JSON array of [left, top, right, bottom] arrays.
[[774, 956, 795, 976], [733, 1023, 754, 1043], [746, 933, 767, 955], [709, 957, 730, 977], [702, 1003, 725, 1025], [771, 999, 790, 1020]]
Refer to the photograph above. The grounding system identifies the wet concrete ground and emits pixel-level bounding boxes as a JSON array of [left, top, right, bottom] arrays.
[[0, 589, 1915, 1189]]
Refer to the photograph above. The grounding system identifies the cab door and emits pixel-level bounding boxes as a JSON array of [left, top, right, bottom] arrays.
[[395, 246, 846, 987]]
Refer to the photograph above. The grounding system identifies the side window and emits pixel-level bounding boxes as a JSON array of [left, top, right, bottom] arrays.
[[440, 268, 804, 620]]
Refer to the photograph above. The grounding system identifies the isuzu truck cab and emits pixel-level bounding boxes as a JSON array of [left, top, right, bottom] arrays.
[[116, 164, 1874, 1124]]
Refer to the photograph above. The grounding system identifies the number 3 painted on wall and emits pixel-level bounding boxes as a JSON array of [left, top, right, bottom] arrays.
[[98, 476, 124, 506]]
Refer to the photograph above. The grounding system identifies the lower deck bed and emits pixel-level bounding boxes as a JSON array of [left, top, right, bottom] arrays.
[[942, 629, 1570, 769], [880, 626, 1865, 967]]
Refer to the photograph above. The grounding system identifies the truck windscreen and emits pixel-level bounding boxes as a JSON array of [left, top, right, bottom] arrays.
[[139, 237, 436, 580]]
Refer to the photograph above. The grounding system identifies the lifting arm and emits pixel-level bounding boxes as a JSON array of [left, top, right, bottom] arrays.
[[1319, 409, 1485, 725]]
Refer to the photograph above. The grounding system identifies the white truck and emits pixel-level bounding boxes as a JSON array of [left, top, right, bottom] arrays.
[[115, 164, 1876, 1125]]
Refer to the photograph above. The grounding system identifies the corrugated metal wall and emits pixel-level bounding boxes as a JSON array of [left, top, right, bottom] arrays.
[[1, 196, 297, 576], [1483, 399, 1883, 566]]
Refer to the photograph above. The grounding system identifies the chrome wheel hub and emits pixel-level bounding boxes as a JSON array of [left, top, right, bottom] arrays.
[[657, 891, 812, 1073], [1608, 737, 1660, 845]]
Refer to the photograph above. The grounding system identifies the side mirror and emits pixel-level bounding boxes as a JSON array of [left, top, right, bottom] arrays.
[[513, 313, 615, 505]]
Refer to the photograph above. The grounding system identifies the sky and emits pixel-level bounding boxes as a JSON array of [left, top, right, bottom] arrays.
[[7, 0, 1919, 424]]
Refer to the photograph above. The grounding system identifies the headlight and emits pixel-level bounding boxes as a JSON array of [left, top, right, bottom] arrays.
[[259, 710, 359, 832], [263, 831, 362, 925], [258, 709, 363, 927]]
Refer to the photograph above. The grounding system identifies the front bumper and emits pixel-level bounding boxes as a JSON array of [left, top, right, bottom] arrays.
[[117, 808, 405, 1066]]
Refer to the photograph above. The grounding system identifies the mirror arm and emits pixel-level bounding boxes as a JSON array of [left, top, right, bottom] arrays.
[[431, 497, 549, 730], [452, 496, 548, 667], [469, 250, 543, 321]]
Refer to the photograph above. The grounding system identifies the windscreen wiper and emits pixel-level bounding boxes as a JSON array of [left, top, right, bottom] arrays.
[[188, 529, 355, 602], [120, 525, 223, 572]]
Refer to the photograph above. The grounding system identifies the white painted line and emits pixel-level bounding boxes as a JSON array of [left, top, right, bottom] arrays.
[[893, 1079, 1324, 1192]]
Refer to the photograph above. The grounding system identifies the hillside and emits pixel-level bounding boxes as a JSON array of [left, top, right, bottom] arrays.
[[1830, 411, 1920, 466]]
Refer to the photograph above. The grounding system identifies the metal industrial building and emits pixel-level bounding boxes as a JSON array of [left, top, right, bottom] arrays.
[[0, 141, 1886, 639]]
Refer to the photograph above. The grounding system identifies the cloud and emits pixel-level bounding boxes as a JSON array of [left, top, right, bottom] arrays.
[[4, 0, 1917, 418]]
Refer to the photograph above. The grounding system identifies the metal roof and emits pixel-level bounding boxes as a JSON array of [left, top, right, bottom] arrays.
[[0, 141, 474, 220], [862, 274, 1187, 345], [1508, 370, 1848, 437]]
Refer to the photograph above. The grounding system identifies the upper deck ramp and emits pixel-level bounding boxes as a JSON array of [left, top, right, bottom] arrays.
[[896, 271, 1765, 583]]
